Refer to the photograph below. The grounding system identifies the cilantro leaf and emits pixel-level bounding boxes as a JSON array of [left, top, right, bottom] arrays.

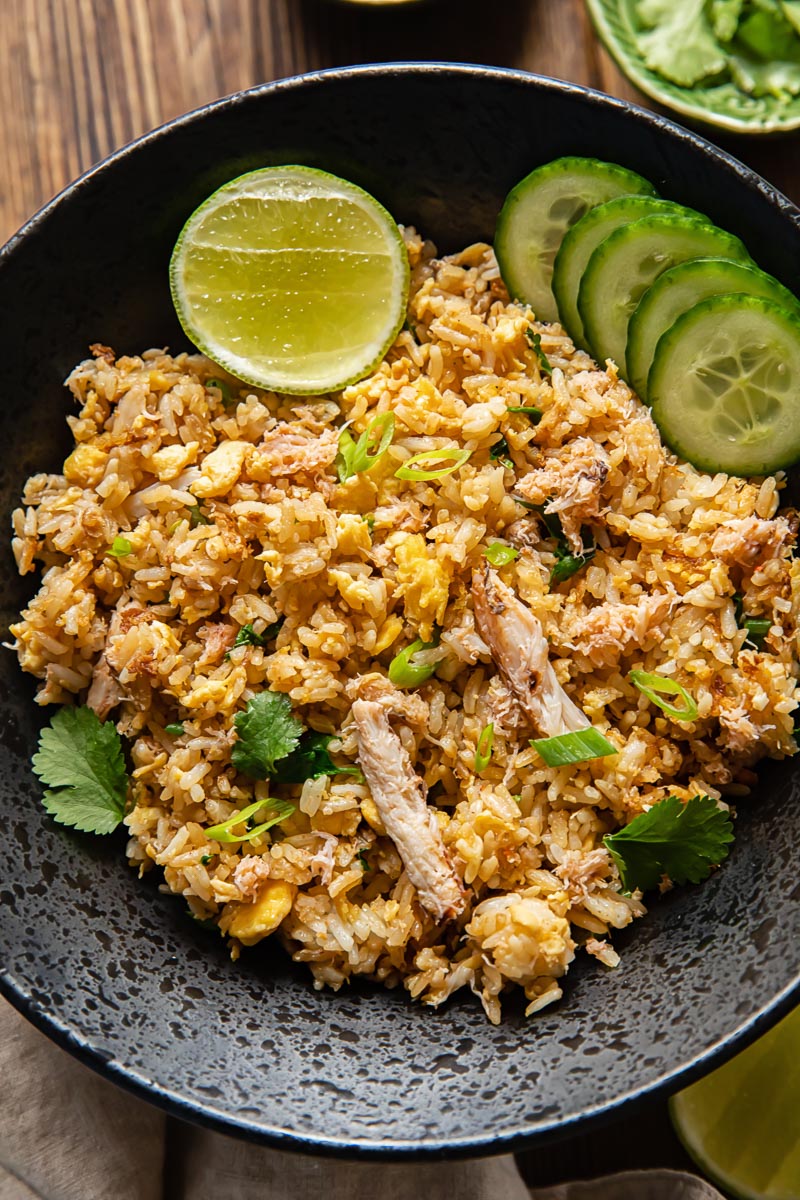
[[32, 706, 129, 835], [271, 732, 363, 785], [603, 794, 734, 893], [232, 619, 284, 650], [231, 691, 303, 779]]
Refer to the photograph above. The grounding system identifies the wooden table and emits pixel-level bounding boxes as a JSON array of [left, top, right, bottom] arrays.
[[3, 0, 797, 1190]]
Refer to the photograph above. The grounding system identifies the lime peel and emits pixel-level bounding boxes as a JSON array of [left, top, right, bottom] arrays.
[[170, 166, 409, 396]]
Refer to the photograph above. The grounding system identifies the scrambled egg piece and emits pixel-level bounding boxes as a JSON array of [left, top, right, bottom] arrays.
[[227, 879, 296, 945], [63, 444, 107, 487], [394, 534, 451, 641], [151, 440, 199, 481], [191, 440, 248, 498]]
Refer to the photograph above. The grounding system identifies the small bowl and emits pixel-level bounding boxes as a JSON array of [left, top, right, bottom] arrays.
[[0, 63, 798, 1158], [587, 0, 800, 135]]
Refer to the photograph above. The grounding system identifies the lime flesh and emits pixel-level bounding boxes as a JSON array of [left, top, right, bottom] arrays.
[[170, 166, 409, 395], [670, 1004, 800, 1199]]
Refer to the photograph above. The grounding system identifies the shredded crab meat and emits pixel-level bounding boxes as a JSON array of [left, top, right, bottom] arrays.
[[711, 514, 795, 570], [471, 566, 589, 737], [515, 437, 610, 553], [351, 696, 465, 922], [85, 653, 124, 722], [561, 590, 677, 665]]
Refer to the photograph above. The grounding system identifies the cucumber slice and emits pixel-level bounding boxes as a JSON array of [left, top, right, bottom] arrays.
[[628, 258, 800, 401], [649, 295, 800, 477], [578, 214, 752, 374], [553, 196, 693, 350], [495, 157, 657, 323]]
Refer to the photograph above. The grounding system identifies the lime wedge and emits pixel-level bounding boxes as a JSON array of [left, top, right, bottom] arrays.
[[670, 1004, 800, 1199], [170, 166, 409, 395]]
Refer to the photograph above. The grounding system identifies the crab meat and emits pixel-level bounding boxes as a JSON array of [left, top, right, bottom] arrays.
[[351, 698, 465, 922], [86, 653, 124, 722], [711, 515, 794, 570], [562, 591, 676, 665], [472, 566, 588, 737], [516, 437, 609, 553]]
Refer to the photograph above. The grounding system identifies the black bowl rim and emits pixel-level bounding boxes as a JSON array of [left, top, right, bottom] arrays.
[[1, 60, 799, 1160]]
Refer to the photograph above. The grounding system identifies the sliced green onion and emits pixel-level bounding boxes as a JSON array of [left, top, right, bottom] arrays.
[[531, 727, 617, 767], [506, 405, 543, 423], [395, 446, 471, 481], [205, 798, 295, 844], [474, 723, 494, 773], [108, 535, 132, 558], [165, 723, 185, 736], [484, 542, 519, 566], [388, 637, 442, 688], [188, 504, 210, 528], [206, 377, 234, 406], [551, 545, 594, 585], [744, 617, 771, 648], [526, 328, 553, 376], [489, 434, 513, 469], [629, 670, 698, 722], [337, 413, 395, 481]]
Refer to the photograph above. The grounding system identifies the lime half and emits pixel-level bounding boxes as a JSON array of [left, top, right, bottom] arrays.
[[670, 1004, 800, 1199], [170, 166, 409, 395]]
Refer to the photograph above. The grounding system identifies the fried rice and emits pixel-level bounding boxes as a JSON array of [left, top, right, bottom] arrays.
[[10, 229, 800, 1023]]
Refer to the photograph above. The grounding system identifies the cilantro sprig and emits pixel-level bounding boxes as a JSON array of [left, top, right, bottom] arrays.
[[603, 794, 734, 893], [32, 707, 129, 834], [231, 691, 360, 783], [514, 496, 595, 585], [526, 328, 553, 376]]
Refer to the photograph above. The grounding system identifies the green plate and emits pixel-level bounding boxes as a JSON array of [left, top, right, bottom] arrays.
[[586, 0, 800, 135]]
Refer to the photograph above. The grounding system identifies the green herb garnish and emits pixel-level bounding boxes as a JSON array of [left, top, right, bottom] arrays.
[[336, 412, 395, 482], [108, 536, 133, 558], [231, 692, 303, 780], [744, 617, 771, 648], [233, 619, 284, 651], [188, 505, 210, 528], [395, 446, 471, 481], [531, 727, 618, 767], [388, 637, 443, 688], [32, 706, 129, 835], [206, 377, 234, 406], [474, 723, 495, 773], [165, 723, 185, 736], [629, 670, 699, 722], [483, 542, 520, 567], [205, 797, 295, 844], [603, 793, 734, 893], [526, 328, 553, 376], [506, 405, 543, 422], [489, 435, 514, 470], [200, 853, 213, 864], [357, 850, 369, 871], [271, 732, 363, 785]]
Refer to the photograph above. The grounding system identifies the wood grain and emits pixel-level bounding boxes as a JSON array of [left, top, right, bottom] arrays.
[[2, 0, 798, 243]]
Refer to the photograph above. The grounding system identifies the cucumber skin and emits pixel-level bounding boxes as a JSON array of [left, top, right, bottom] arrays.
[[553, 196, 693, 351], [577, 214, 752, 373], [495, 157, 657, 323], [648, 294, 800, 477], [627, 258, 800, 401]]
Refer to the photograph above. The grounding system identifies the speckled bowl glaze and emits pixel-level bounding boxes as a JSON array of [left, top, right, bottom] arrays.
[[0, 64, 798, 1159]]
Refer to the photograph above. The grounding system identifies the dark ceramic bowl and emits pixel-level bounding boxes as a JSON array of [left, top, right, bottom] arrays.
[[0, 63, 798, 1159]]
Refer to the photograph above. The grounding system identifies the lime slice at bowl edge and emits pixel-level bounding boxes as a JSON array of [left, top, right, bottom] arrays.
[[170, 165, 409, 395], [670, 1004, 800, 1200]]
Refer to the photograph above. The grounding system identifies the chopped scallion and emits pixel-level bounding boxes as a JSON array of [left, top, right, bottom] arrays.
[[206, 377, 234, 406], [744, 617, 771, 649], [108, 536, 132, 558], [165, 723, 185, 736], [629, 670, 698, 722], [395, 446, 471, 481], [188, 505, 210, 528], [388, 637, 442, 688], [483, 542, 519, 566], [489, 435, 513, 470], [337, 412, 395, 481], [507, 405, 543, 423], [531, 727, 617, 767], [474, 723, 494, 773], [205, 798, 295, 844]]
